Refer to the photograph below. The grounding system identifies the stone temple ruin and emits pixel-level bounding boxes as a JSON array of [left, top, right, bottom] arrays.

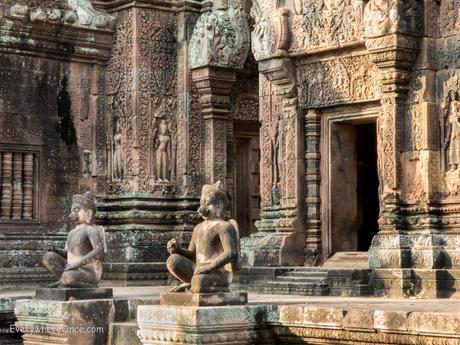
[[2, 0, 460, 344]]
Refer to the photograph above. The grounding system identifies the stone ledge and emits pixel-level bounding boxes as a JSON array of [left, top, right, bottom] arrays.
[[271, 304, 460, 338], [137, 304, 274, 345], [160, 292, 248, 307], [35, 288, 113, 301]]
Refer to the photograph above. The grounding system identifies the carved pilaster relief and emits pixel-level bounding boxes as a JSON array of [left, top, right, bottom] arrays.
[[137, 9, 177, 192], [259, 74, 283, 206], [406, 71, 423, 156], [191, 67, 235, 185], [305, 109, 321, 260], [297, 55, 381, 108], [105, 8, 178, 194], [440, 73, 460, 196], [106, 9, 134, 193], [379, 96, 406, 191]]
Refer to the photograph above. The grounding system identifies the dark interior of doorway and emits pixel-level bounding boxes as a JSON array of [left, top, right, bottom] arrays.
[[356, 123, 379, 251]]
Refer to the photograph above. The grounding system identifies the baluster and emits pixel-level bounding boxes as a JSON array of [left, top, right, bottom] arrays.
[[12, 152, 23, 219], [1, 152, 13, 219], [23, 153, 34, 220]]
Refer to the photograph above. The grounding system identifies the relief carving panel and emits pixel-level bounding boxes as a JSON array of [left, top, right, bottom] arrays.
[[137, 8, 177, 192], [105, 8, 178, 194], [105, 9, 134, 194], [189, 2, 250, 69], [230, 77, 259, 122], [363, 0, 422, 38], [290, 0, 364, 53], [297, 55, 381, 108], [259, 74, 284, 206]]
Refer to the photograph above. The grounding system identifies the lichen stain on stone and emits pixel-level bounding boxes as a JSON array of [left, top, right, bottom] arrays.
[[57, 76, 77, 146]]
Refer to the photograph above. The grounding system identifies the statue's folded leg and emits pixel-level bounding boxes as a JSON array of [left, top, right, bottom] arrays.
[[166, 254, 194, 284], [60, 268, 98, 288], [190, 270, 230, 293], [42, 252, 66, 279]]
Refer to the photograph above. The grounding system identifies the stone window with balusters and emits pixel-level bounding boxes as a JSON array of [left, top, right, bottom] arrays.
[[0, 147, 39, 222]]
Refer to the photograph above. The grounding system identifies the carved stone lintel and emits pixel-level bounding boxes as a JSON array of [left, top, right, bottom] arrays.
[[192, 67, 236, 184]]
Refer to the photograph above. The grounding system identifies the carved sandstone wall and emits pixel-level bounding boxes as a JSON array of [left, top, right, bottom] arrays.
[[0, 1, 112, 288]]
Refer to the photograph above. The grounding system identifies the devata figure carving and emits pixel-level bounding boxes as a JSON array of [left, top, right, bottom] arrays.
[[442, 90, 460, 173], [43, 192, 107, 288], [152, 118, 172, 183], [166, 182, 241, 293], [112, 117, 123, 181]]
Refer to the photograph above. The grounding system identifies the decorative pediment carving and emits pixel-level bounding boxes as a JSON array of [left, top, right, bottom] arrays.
[[6, 0, 115, 29], [189, 1, 250, 69]]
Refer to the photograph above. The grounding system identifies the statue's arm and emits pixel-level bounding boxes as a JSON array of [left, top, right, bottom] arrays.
[[179, 234, 196, 261], [52, 242, 67, 258]]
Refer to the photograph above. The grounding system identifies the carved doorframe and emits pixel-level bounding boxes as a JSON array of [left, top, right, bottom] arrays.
[[320, 103, 381, 262]]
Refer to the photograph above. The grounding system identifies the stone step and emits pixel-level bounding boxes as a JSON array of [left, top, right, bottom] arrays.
[[113, 297, 159, 322], [284, 271, 328, 277], [264, 281, 329, 296], [109, 322, 142, 345], [275, 275, 328, 283]]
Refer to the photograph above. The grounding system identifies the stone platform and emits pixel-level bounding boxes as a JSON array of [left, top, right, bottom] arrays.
[[5, 286, 460, 345], [160, 292, 248, 306], [35, 288, 113, 301], [14, 294, 114, 345], [137, 304, 274, 345]]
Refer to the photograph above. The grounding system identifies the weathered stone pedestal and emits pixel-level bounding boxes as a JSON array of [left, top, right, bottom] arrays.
[[14, 289, 114, 345], [137, 292, 273, 345], [160, 292, 248, 307]]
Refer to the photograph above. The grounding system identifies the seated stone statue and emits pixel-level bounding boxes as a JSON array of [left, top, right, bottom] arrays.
[[43, 192, 107, 288], [167, 181, 241, 293]]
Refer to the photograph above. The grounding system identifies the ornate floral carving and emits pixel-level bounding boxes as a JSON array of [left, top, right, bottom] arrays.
[[189, 2, 250, 69], [439, 0, 460, 38], [297, 55, 380, 108], [230, 77, 259, 122], [105, 9, 134, 194], [406, 71, 423, 156]]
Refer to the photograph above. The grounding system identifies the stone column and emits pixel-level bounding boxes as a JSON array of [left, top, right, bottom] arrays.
[[241, 58, 306, 266], [191, 67, 236, 185], [100, 1, 200, 285], [366, 38, 418, 272], [363, 0, 436, 297]]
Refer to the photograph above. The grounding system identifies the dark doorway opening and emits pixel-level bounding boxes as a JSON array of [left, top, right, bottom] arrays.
[[233, 121, 260, 238], [356, 123, 379, 251], [329, 121, 379, 255]]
